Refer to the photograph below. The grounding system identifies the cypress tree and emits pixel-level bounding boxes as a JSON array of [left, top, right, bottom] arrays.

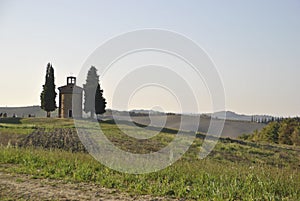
[[40, 63, 57, 117], [95, 83, 107, 118], [83, 66, 100, 118]]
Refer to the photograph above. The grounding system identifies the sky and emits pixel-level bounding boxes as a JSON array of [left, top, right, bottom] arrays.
[[0, 0, 299, 116]]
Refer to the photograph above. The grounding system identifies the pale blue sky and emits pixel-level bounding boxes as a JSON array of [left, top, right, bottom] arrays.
[[0, 0, 299, 116]]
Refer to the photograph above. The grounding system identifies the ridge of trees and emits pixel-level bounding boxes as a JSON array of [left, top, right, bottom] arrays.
[[250, 115, 285, 124], [241, 117, 300, 146]]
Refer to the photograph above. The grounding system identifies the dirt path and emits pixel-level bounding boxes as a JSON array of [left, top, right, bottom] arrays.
[[0, 171, 178, 201]]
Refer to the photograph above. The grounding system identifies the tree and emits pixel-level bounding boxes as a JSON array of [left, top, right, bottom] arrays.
[[40, 63, 57, 117], [291, 127, 300, 146], [259, 121, 280, 143], [278, 121, 293, 145], [248, 117, 300, 145], [83, 66, 101, 118], [95, 83, 106, 118]]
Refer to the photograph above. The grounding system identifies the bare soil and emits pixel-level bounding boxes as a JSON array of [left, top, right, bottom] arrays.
[[19, 128, 86, 152]]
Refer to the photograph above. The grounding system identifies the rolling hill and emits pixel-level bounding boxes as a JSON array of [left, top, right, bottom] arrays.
[[0, 106, 265, 137], [0, 106, 58, 118], [113, 114, 265, 138]]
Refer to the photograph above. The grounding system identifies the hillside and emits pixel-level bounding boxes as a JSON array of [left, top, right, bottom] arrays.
[[0, 118, 299, 200], [114, 114, 265, 138]]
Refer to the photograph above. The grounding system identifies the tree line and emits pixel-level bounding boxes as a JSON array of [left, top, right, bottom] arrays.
[[40, 63, 106, 118], [250, 116, 285, 124]]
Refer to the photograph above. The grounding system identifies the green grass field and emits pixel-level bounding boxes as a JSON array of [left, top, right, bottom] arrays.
[[0, 118, 299, 200]]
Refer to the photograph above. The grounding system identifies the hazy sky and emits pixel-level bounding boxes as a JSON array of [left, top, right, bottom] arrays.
[[0, 0, 299, 116]]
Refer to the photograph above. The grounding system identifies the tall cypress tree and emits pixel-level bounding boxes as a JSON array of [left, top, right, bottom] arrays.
[[40, 63, 57, 117], [83, 66, 100, 118], [95, 83, 106, 118]]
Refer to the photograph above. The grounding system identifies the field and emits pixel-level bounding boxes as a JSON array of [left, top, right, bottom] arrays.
[[0, 118, 299, 200], [110, 114, 265, 138]]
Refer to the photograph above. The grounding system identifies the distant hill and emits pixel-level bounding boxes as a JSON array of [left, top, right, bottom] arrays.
[[0, 106, 58, 118], [109, 109, 275, 122], [210, 111, 274, 122], [210, 111, 250, 121]]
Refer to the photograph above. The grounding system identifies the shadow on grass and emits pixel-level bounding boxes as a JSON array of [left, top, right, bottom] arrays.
[[103, 118, 180, 134], [0, 118, 22, 124]]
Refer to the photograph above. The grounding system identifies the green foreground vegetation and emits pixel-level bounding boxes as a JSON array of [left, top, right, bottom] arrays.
[[0, 118, 299, 200]]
